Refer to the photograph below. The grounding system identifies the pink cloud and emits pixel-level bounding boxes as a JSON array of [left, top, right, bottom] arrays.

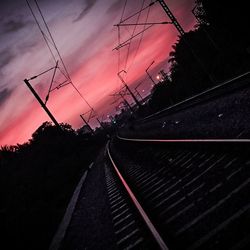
[[0, 0, 196, 146]]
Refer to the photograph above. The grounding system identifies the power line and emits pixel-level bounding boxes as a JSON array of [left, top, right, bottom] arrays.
[[120, 0, 128, 22], [123, 0, 145, 71], [27, 0, 94, 110], [127, 0, 153, 73], [114, 21, 171, 26], [34, 0, 70, 79], [117, 25, 121, 74], [45, 60, 59, 105], [26, 0, 57, 64], [113, 25, 154, 51], [120, 1, 157, 24]]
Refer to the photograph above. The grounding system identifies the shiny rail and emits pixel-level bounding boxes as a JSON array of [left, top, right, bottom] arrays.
[[116, 135, 250, 143], [138, 71, 250, 123], [110, 136, 250, 249], [107, 142, 169, 250]]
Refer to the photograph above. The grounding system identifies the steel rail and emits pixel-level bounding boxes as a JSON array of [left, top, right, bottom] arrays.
[[116, 135, 250, 143], [107, 142, 169, 250], [139, 71, 250, 123]]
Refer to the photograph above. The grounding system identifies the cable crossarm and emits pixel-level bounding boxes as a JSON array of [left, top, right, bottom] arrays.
[[135, 81, 144, 89], [27, 65, 57, 80], [33, 0, 71, 80], [114, 21, 171, 26], [123, 0, 146, 71], [50, 80, 71, 92], [88, 108, 95, 122], [113, 25, 154, 51], [119, 0, 157, 24], [81, 108, 96, 123], [27, 0, 94, 111], [45, 60, 59, 104], [127, 0, 152, 73], [117, 25, 121, 73]]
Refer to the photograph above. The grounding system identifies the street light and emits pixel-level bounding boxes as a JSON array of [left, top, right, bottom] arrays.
[[145, 61, 156, 86]]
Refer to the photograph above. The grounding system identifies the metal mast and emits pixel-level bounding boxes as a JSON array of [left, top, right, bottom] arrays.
[[158, 0, 185, 36], [158, 0, 215, 83]]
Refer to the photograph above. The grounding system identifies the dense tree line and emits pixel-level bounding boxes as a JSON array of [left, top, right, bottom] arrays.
[[148, 0, 250, 111], [0, 122, 107, 250]]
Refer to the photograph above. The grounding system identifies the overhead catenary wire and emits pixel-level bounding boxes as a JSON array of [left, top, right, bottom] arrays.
[[117, 25, 121, 74], [127, 0, 153, 73], [120, 0, 128, 22], [26, 0, 57, 65], [114, 0, 173, 94], [113, 0, 158, 109], [120, 0, 157, 24], [45, 60, 59, 104], [33, 0, 70, 80], [27, 65, 57, 80], [118, 0, 127, 75], [26, 0, 94, 111], [115, 21, 171, 26], [115, 0, 166, 80], [114, 25, 154, 51], [123, 0, 145, 72]]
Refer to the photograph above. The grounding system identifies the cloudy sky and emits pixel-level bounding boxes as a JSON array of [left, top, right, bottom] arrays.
[[0, 0, 196, 146]]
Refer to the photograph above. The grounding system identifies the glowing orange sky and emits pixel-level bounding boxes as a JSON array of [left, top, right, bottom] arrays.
[[0, 0, 196, 146]]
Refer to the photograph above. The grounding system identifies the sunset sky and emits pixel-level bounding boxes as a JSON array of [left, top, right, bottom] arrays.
[[0, 0, 196, 146]]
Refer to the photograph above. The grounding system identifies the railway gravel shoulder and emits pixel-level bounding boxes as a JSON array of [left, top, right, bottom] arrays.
[[59, 148, 117, 250]]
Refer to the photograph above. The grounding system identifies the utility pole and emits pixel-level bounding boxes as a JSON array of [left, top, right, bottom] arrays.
[[146, 61, 156, 85], [80, 115, 94, 134], [118, 70, 141, 107], [157, 0, 215, 83], [24, 79, 61, 129]]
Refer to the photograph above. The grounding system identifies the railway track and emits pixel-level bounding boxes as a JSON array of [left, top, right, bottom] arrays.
[[138, 71, 250, 124], [106, 137, 250, 250]]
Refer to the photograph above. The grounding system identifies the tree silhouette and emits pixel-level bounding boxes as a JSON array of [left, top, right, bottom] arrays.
[[195, 0, 250, 76], [0, 121, 106, 250], [147, 0, 250, 113]]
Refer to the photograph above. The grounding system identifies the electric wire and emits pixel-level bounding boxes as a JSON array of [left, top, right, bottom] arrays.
[[120, 0, 128, 22], [120, 0, 157, 24], [27, 0, 94, 111], [34, 0, 70, 80], [45, 60, 58, 104], [127, 0, 152, 73], [124, 0, 145, 73], [26, 0, 57, 65]]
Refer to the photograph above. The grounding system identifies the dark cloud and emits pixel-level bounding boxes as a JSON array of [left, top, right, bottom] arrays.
[[0, 88, 12, 107], [0, 50, 14, 68], [2, 18, 33, 34], [106, 0, 123, 15], [3, 20, 26, 33], [73, 0, 97, 22], [17, 40, 37, 52]]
